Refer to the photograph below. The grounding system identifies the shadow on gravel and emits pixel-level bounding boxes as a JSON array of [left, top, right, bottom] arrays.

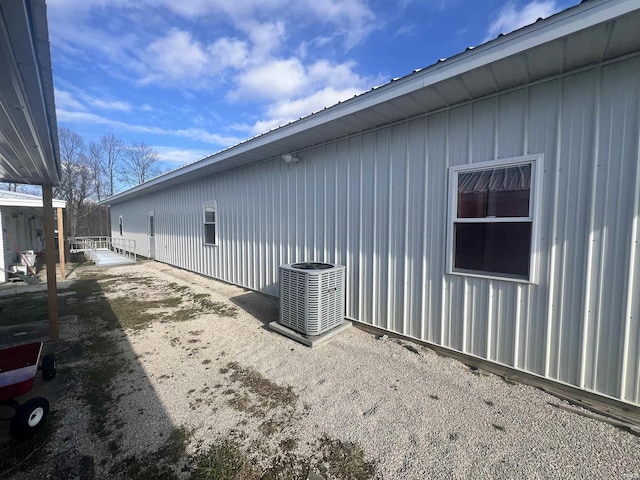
[[0, 269, 184, 479], [229, 291, 279, 329]]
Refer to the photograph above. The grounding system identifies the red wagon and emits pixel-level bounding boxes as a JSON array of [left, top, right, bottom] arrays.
[[0, 342, 56, 439]]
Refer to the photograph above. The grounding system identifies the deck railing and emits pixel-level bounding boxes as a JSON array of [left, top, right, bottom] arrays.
[[68, 236, 137, 263]]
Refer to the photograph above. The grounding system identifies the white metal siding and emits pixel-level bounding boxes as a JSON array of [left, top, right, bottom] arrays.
[[110, 55, 640, 406]]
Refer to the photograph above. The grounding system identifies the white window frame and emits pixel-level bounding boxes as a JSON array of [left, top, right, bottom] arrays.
[[446, 154, 544, 283], [203, 200, 217, 246]]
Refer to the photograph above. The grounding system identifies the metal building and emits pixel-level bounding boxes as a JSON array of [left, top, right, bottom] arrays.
[[103, 1, 640, 412]]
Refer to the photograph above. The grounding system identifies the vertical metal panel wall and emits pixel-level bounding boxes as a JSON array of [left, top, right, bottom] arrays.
[[110, 55, 640, 406]]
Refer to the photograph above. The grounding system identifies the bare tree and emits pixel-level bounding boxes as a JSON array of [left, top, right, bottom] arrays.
[[101, 134, 124, 197], [121, 142, 161, 186], [54, 128, 94, 237], [87, 141, 106, 201], [0, 183, 42, 195]]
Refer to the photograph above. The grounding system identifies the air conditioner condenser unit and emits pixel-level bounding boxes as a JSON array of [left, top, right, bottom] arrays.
[[279, 262, 346, 336]]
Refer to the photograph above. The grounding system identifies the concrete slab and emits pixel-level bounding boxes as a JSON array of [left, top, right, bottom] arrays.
[[268, 320, 352, 347], [94, 250, 135, 266]]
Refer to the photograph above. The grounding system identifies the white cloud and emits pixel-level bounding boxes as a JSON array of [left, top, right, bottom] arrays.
[[242, 21, 286, 61], [308, 60, 363, 89], [302, 0, 376, 48], [83, 97, 132, 112], [54, 89, 86, 111], [139, 29, 210, 86], [232, 58, 369, 102], [485, 1, 561, 42], [55, 88, 132, 113], [250, 86, 364, 135], [232, 59, 307, 101], [151, 0, 374, 49], [137, 24, 281, 89], [153, 146, 214, 167], [230, 58, 373, 135], [207, 37, 250, 69], [56, 110, 242, 147]]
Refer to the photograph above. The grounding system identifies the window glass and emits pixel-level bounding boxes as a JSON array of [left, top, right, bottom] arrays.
[[203, 201, 217, 245], [457, 165, 531, 218], [454, 222, 532, 277], [204, 224, 216, 245], [449, 158, 540, 282]]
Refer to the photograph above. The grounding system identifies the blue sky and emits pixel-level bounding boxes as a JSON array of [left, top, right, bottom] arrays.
[[48, 0, 579, 172]]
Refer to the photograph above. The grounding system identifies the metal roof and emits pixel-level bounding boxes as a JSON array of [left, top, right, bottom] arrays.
[[103, 0, 640, 205], [0, 0, 60, 186], [0, 190, 65, 208]]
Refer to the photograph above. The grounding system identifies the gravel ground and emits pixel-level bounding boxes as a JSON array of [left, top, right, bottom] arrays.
[[4, 260, 640, 479]]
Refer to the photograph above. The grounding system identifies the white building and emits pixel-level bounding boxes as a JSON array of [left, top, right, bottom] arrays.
[[0, 191, 66, 281], [103, 1, 640, 415]]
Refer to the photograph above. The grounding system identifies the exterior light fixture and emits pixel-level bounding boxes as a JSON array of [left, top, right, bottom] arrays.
[[281, 153, 300, 164]]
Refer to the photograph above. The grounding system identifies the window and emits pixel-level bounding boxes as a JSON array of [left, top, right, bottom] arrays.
[[447, 155, 543, 282], [203, 201, 217, 245], [119, 216, 123, 236]]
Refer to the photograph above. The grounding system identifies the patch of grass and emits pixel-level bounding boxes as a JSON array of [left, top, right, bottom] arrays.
[[158, 427, 192, 464], [108, 298, 161, 330], [187, 435, 376, 480], [118, 456, 180, 480], [112, 426, 191, 479], [0, 292, 49, 326], [63, 274, 198, 330], [157, 297, 183, 308], [191, 294, 238, 317], [260, 454, 310, 480], [429, 394, 439, 400], [316, 435, 378, 480], [169, 307, 202, 323], [127, 276, 157, 287], [484, 400, 494, 407], [279, 437, 298, 452], [492, 423, 506, 432], [502, 377, 517, 386], [167, 283, 190, 293], [449, 432, 459, 441], [259, 419, 286, 436], [223, 362, 297, 414], [191, 440, 256, 480]]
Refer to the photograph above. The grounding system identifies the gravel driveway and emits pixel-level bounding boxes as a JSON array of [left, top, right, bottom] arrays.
[[2, 260, 639, 479]]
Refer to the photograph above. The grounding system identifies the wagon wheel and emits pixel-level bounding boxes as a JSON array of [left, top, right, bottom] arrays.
[[9, 397, 49, 440], [42, 353, 56, 381]]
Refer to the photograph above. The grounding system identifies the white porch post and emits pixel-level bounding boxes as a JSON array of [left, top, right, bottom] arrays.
[[43, 185, 59, 340]]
